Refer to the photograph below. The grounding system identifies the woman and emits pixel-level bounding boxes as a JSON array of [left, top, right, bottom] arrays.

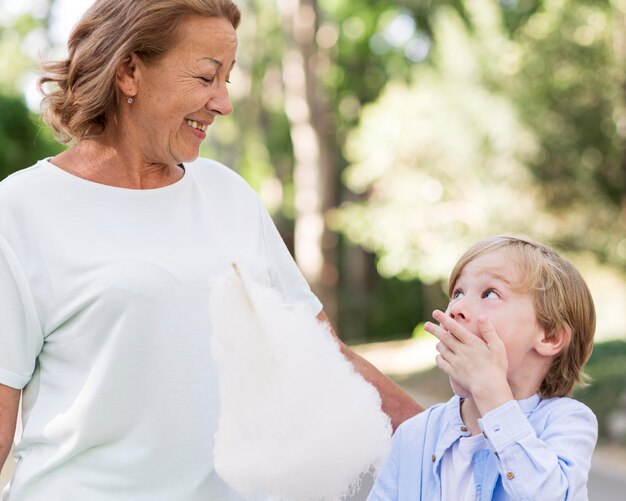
[[0, 0, 421, 498]]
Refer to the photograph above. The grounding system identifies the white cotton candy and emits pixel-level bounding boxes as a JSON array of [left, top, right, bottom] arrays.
[[209, 264, 392, 500]]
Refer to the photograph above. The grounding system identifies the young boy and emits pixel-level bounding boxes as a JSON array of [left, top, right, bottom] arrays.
[[368, 236, 598, 500]]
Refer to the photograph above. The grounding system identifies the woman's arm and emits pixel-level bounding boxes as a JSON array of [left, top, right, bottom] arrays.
[[0, 384, 19, 470], [317, 311, 424, 430]]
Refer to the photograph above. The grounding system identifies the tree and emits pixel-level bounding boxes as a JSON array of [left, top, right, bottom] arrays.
[[0, 1, 62, 179], [0, 94, 63, 179], [276, 0, 338, 320], [331, 0, 626, 290]]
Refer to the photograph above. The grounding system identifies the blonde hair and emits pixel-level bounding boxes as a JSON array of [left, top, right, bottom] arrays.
[[448, 236, 596, 398], [38, 0, 241, 143]]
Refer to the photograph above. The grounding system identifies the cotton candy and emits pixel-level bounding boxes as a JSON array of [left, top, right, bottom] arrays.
[[209, 264, 391, 500]]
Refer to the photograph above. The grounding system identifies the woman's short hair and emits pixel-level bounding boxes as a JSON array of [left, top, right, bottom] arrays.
[[38, 0, 241, 143], [448, 236, 596, 398]]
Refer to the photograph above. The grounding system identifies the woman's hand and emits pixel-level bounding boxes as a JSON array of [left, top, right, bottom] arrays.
[[425, 311, 513, 415]]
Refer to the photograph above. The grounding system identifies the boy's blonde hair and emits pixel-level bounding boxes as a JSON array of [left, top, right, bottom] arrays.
[[448, 236, 595, 398]]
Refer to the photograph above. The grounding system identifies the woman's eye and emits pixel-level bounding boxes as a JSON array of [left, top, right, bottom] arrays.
[[483, 289, 499, 299], [199, 77, 214, 84]]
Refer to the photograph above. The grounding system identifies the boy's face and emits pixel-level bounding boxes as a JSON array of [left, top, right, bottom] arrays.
[[444, 249, 547, 398]]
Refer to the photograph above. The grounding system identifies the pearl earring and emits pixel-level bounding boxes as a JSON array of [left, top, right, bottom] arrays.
[[127, 96, 134, 104]]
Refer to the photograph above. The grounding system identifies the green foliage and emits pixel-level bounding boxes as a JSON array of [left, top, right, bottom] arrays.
[[332, 0, 626, 287], [0, 2, 61, 176], [510, 0, 624, 264], [0, 9, 48, 95], [0, 94, 63, 180], [364, 276, 427, 342], [574, 339, 626, 441], [331, 1, 541, 282], [2, 0, 624, 346]]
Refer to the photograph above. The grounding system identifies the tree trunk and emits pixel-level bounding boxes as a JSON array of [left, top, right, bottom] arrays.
[[278, 0, 338, 321], [612, 1, 626, 220]]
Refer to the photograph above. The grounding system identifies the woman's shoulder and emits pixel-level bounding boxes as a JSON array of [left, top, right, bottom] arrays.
[[185, 157, 256, 195], [0, 160, 50, 204], [1, 160, 48, 188]]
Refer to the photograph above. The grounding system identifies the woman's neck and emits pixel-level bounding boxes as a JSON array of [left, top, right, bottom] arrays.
[[51, 138, 184, 189]]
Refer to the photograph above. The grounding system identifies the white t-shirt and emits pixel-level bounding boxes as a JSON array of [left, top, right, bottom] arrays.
[[440, 433, 487, 501], [0, 157, 322, 500]]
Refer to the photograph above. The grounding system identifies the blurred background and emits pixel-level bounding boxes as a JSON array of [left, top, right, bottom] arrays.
[[1, 0, 625, 494]]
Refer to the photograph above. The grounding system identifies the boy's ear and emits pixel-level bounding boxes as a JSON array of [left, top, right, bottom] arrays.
[[116, 53, 141, 97], [536, 325, 571, 357]]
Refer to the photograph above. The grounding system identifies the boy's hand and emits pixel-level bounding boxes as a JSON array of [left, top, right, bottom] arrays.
[[425, 310, 514, 415]]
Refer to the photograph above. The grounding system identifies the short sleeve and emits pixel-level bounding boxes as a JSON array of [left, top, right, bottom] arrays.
[[257, 200, 323, 317], [0, 233, 43, 389]]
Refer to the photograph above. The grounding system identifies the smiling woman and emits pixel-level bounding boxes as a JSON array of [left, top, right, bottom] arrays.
[[110, 15, 237, 170], [0, 0, 421, 499]]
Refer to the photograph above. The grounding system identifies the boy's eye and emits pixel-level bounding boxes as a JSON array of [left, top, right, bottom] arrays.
[[482, 289, 499, 299], [451, 289, 464, 300]]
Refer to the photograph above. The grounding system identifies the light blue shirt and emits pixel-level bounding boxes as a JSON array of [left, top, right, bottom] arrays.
[[368, 394, 597, 500]]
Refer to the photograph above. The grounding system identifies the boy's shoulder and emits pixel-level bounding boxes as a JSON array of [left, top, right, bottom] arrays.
[[534, 395, 597, 424]]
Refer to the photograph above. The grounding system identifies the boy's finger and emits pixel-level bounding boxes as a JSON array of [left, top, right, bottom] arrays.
[[435, 354, 453, 377], [436, 341, 454, 357], [432, 310, 472, 343], [477, 316, 501, 348], [425, 321, 459, 350]]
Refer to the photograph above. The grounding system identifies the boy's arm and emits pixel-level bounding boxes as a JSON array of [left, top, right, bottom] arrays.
[[318, 311, 424, 430], [478, 398, 597, 500]]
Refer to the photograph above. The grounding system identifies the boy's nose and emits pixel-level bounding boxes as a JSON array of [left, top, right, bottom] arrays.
[[446, 299, 469, 322]]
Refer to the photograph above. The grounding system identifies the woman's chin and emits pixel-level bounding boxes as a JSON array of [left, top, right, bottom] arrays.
[[169, 141, 202, 165], [175, 150, 200, 164], [449, 378, 472, 399]]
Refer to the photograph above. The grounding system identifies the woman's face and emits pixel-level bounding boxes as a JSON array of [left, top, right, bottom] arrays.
[[126, 15, 237, 165]]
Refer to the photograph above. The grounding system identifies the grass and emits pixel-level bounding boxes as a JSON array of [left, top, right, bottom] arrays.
[[574, 339, 626, 443]]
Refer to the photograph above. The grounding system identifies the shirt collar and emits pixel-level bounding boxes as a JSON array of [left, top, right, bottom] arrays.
[[517, 393, 542, 415]]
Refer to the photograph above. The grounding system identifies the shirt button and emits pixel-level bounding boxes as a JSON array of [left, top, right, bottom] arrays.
[[431, 455, 436, 462], [506, 471, 515, 480], [460, 425, 468, 432]]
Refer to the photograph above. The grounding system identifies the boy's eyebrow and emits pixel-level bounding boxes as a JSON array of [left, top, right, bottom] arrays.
[[483, 269, 514, 286], [451, 271, 513, 293]]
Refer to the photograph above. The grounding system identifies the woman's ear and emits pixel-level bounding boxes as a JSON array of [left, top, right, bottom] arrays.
[[536, 325, 571, 357], [116, 53, 141, 97]]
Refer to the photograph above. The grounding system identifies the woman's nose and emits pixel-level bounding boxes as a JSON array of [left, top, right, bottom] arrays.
[[207, 85, 233, 116]]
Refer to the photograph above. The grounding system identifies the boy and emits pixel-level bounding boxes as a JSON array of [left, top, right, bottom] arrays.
[[368, 236, 597, 500]]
